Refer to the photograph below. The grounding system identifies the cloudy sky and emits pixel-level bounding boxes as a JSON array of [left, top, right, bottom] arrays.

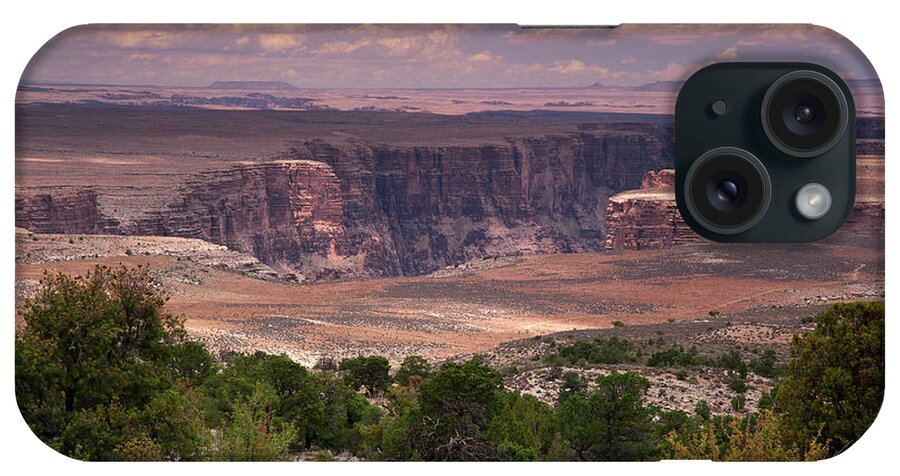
[[21, 24, 877, 88]]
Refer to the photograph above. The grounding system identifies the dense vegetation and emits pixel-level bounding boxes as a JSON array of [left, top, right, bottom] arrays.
[[15, 266, 884, 461]]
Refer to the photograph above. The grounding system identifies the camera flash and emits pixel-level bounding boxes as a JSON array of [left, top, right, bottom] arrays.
[[795, 183, 832, 220]]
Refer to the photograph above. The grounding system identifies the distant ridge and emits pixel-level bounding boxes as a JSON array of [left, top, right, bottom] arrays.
[[207, 81, 298, 90], [585, 80, 682, 91], [632, 80, 683, 92]]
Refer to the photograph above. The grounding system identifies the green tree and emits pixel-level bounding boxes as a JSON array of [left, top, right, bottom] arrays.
[[59, 400, 142, 460], [340, 355, 391, 395], [199, 352, 325, 450], [694, 400, 712, 420], [165, 341, 214, 387], [113, 435, 166, 461], [557, 372, 655, 461], [214, 382, 296, 461], [485, 392, 555, 460], [315, 372, 382, 452], [395, 355, 431, 387], [776, 301, 884, 455], [409, 359, 504, 461], [717, 349, 748, 377], [557, 371, 588, 403], [140, 384, 209, 460], [15, 266, 197, 460], [259, 355, 326, 449], [749, 349, 780, 378], [16, 266, 183, 417]]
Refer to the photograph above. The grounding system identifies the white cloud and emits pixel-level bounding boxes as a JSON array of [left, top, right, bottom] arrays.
[[467, 50, 500, 62], [317, 39, 371, 54], [258, 34, 305, 53], [550, 59, 587, 74], [715, 47, 739, 59]]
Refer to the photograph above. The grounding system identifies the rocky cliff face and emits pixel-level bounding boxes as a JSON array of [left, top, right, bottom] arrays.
[[604, 170, 698, 250], [15, 189, 103, 234], [16, 126, 673, 280], [310, 130, 670, 275]]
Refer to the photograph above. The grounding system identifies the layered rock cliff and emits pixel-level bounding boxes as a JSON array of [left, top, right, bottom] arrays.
[[604, 170, 698, 250], [15, 189, 103, 234], [15, 126, 673, 280]]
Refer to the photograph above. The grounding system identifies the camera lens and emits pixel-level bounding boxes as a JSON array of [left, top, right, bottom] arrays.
[[716, 180, 739, 203], [793, 104, 815, 124], [761, 70, 849, 158], [683, 147, 771, 235], [708, 174, 747, 212]]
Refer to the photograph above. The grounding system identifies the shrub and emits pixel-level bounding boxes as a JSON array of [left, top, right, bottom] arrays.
[[716, 349, 747, 377], [394, 355, 431, 387], [339, 355, 391, 395], [730, 394, 746, 412], [749, 350, 780, 378], [646, 345, 700, 367], [727, 373, 747, 393], [776, 301, 885, 455], [552, 337, 636, 366]]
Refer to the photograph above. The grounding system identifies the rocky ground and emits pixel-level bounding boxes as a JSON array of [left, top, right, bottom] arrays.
[[16, 227, 882, 376]]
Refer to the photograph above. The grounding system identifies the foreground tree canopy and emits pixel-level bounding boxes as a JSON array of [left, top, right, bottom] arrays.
[[15, 266, 884, 461]]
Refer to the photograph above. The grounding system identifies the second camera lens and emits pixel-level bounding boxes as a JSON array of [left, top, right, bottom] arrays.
[[761, 70, 849, 158], [683, 147, 772, 235]]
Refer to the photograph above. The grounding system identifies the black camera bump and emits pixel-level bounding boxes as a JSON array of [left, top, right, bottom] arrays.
[[675, 62, 856, 243]]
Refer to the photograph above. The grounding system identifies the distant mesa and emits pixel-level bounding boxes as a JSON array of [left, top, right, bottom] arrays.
[[544, 101, 595, 108], [586, 80, 683, 91], [207, 81, 298, 90], [632, 80, 683, 92]]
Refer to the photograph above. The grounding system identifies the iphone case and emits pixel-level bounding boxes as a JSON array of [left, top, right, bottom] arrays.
[[14, 24, 884, 461]]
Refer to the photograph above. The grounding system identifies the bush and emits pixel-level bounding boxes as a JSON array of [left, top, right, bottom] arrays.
[[716, 349, 748, 377], [394, 355, 431, 387], [776, 301, 885, 455], [694, 400, 711, 420], [727, 373, 747, 393], [551, 337, 637, 366], [339, 355, 391, 395], [749, 350, 780, 378], [646, 345, 701, 367], [214, 382, 296, 461], [730, 394, 746, 412]]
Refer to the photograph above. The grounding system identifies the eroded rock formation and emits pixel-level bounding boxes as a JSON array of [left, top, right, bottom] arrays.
[[604, 170, 697, 250], [15, 127, 672, 280]]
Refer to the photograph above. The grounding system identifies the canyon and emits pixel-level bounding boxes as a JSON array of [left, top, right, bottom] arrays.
[[16, 104, 675, 281], [14, 101, 884, 407], [15, 104, 883, 281]]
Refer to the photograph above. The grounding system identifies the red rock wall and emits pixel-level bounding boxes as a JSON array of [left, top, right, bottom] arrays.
[[604, 170, 698, 250], [15, 189, 103, 234], [15, 127, 676, 279]]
